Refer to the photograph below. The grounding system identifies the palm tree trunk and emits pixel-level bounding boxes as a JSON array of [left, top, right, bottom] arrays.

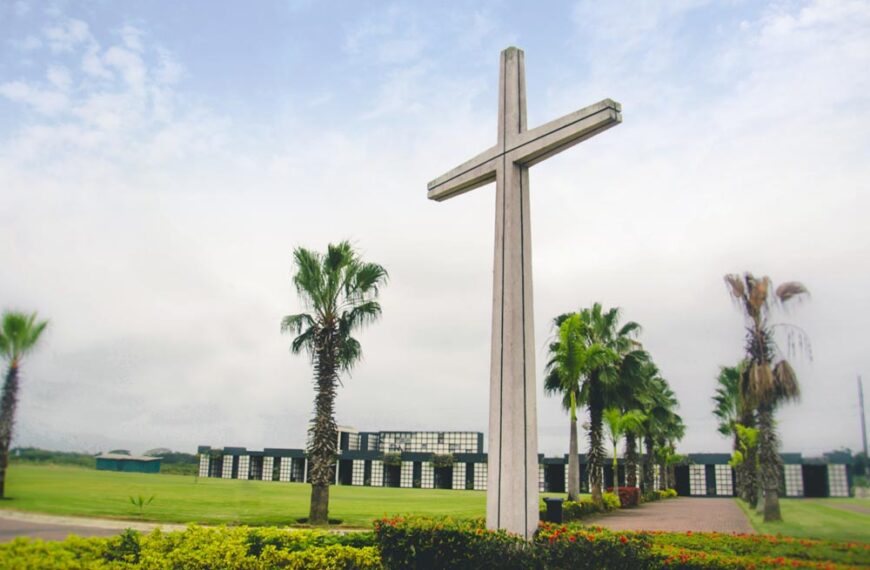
[[625, 434, 638, 487], [587, 376, 605, 504], [732, 431, 742, 498], [0, 363, 20, 499], [611, 444, 618, 490], [567, 408, 580, 501], [757, 405, 783, 522], [642, 435, 654, 493], [308, 328, 338, 525]]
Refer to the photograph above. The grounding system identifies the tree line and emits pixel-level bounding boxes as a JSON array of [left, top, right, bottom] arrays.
[[544, 303, 685, 504]]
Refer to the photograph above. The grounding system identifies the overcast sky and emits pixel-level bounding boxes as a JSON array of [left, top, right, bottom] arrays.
[[1, 0, 868, 458]]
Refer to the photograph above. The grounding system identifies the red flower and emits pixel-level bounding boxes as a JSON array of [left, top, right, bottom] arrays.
[[619, 536, 628, 544]]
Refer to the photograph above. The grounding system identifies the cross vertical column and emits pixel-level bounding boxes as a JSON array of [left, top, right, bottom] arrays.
[[486, 47, 539, 539]]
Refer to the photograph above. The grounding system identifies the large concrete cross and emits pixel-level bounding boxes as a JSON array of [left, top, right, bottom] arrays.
[[427, 47, 622, 538]]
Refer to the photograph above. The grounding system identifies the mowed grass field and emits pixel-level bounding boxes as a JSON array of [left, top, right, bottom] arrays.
[[3, 463, 494, 528], [736, 497, 870, 543]]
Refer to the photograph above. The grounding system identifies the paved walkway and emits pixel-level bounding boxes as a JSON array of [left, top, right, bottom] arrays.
[[584, 497, 755, 534], [0, 510, 186, 542]]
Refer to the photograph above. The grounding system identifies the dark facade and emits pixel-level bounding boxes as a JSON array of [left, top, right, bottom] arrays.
[[197, 430, 852, 498], [95, 453, 161, 474]]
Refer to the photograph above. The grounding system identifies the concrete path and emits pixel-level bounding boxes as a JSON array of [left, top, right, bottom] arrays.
[[0, 510, 186, 542], [824, 502, 870, 516], [584, 498, 755, 534]]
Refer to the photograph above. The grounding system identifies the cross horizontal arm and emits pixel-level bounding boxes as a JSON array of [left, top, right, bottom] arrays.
[[509, 99, 621, 167], [427, 146, 499, 202]]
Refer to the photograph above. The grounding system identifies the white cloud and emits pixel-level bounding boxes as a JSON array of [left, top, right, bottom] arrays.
[[44, 18, 92, 53], [11, 35, 42, 51], [46, 65, 72, 91], [0, 80, 68, 115], [1, 1, 867, 459]]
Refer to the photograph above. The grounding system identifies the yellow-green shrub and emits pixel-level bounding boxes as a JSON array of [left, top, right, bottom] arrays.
[[602, 492, 622, 511], [0, 526, 381, 570]]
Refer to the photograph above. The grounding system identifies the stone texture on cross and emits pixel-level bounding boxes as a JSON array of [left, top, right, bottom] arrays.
[[427, 47, 622, 538]]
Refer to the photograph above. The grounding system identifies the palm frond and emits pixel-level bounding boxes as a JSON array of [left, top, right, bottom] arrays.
[[337, 336, 362, 372], [772, 360, 800, 404], [775, 281, 810, 305], [724, 274, 745, 302], [0, 310, 49, 362], [747, 274, 771, 316]]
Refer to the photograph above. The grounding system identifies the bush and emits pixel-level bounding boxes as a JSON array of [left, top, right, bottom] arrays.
[[3, 521, 863, 570], [606, 486, 641, 508], [372, 517, 866, 570], [374, 516, 535, 569], [160, 463, 198, 476], [643, 490, 661, 502], [649, 531, 870, 567], [0, 526, 381, 570], [536, 523, 653, 570], [602, 492, 622, 511], [562, 498, 603, 521]]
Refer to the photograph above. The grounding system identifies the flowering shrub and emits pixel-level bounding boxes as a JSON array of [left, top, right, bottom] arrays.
[[374, 515, 535, 569], [1, 518, 865, 569], [606, 486, 642, 507], [373, 517, 867, 570], [649, 531, 870, 567]]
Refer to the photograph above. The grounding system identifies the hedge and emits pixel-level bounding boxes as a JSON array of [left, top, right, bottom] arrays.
[[0, 526, 381, 570], [373, 517, 868, 570], [1, 518, 866, 569]]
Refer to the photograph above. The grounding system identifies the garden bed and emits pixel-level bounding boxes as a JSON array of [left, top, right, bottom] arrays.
[[1, 518, 866, 569]]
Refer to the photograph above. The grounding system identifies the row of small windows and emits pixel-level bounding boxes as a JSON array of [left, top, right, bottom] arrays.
[[199, 455, 851, 497]]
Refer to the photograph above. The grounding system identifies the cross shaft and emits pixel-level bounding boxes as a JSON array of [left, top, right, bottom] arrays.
[[427, 46, 622, 538]]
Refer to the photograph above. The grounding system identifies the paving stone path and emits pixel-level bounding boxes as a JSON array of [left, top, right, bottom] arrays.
[[0, 510, 186, 542], [584, 497, 755, 534], [824, 502, 870, 516]]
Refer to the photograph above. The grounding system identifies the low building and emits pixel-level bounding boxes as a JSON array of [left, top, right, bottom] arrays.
[[95, 453, 161, 474], [198, 427, 852, 498]]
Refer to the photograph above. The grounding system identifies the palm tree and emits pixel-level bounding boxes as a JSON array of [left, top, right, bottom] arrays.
[[281, 242, 388, 525], [573, 303, 644, 504], [618, 357, 657, 488], [0, 311, 48, 498], [603, 408, 646, 490], [724, 273, 809, 522], [637, 371, 677, 492], [712, 362, 756, 503], [544, 313, 586, 501]]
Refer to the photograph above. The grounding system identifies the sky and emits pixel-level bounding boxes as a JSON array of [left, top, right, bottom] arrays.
[[1, 0, 868, 458]]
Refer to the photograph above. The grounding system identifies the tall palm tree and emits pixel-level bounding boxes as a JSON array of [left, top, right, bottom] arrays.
[[603, 408, 646, 490], [573, 303, 644, 504], [618, 357, 657, 488], [281, 242, 388, 525], [638, 375, 681, 491], [544, 313, 586, 501], [0, 311, 48, 498], [712, 362, 756, 503], [724, 273, 809, 522], [654, 412, 686, 490]]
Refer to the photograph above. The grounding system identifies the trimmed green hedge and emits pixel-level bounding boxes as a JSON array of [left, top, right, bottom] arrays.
[[0, 526, 381, 569]]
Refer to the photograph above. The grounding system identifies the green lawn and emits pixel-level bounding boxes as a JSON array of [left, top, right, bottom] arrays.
[[3, 463, 576, 528], [736, 497, 870, 543]]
